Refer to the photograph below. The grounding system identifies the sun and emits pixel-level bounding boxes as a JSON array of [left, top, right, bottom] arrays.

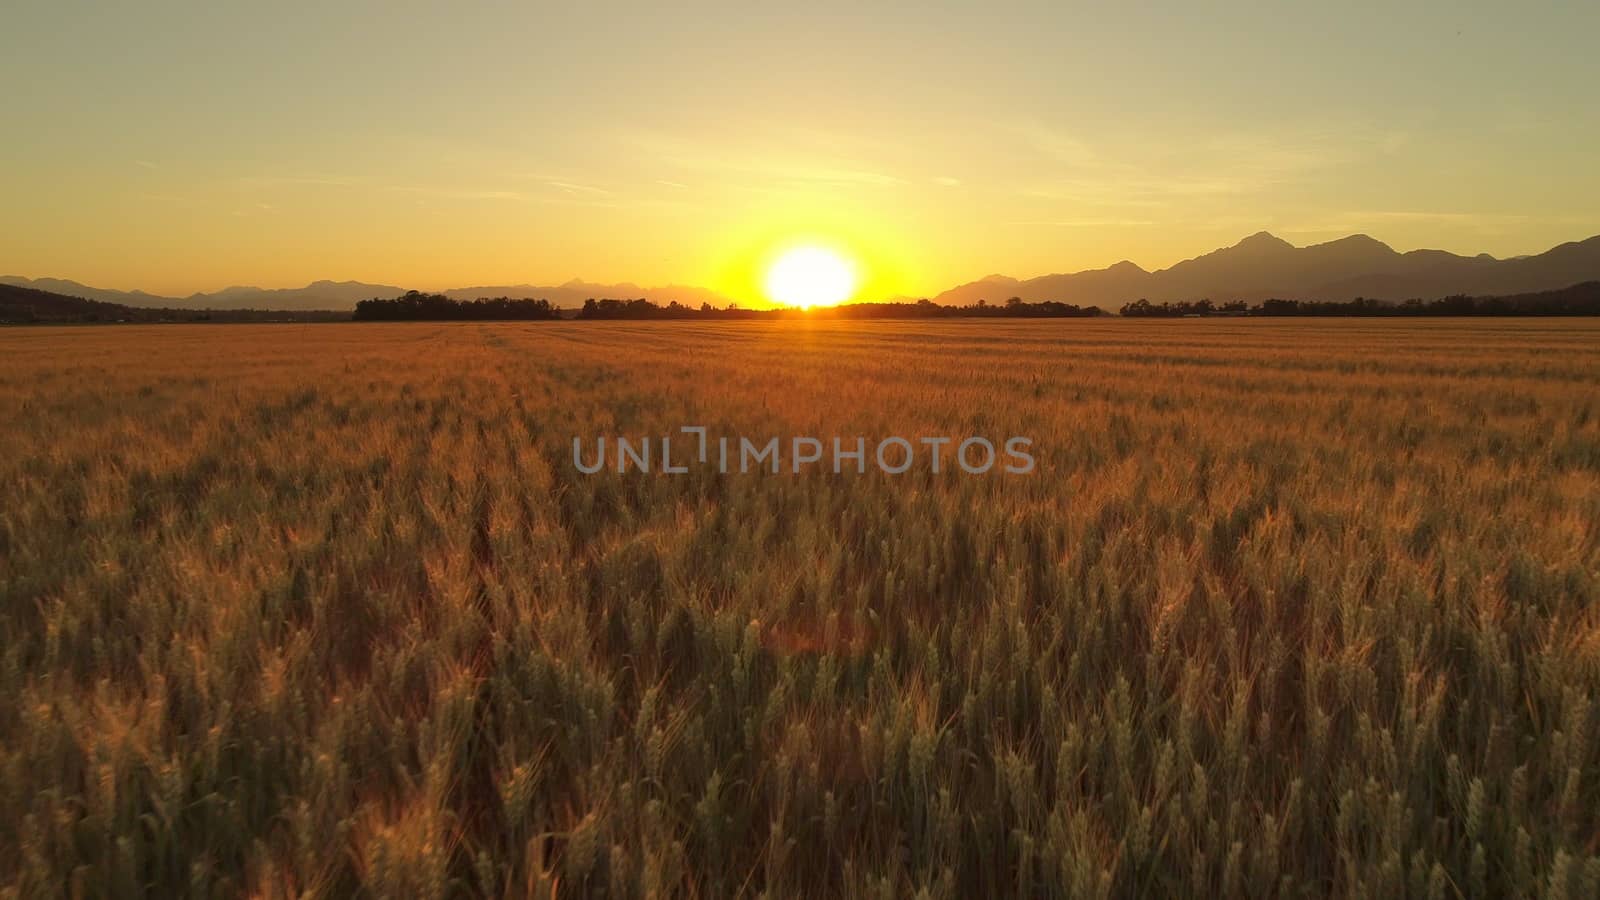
[[763, 245, 858, 309]]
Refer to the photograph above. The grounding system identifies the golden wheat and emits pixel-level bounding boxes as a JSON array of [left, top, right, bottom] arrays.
[[1, 318, 1598, 897]]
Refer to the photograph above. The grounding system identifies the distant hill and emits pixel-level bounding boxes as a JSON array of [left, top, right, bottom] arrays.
[[931, 233, 1600, 306], [185, 280, 405, 311], [0, 276, 401, 311], [0, 276, 176, 307], [0, 283, 136, 322], [0, 275, 734, 312], [0, 283, 348, 324]]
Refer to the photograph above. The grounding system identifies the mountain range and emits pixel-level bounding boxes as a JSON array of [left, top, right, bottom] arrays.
[[929, 232, 1600, 307], [0, 277, 737, 312], [7, 231, 1600, 311]]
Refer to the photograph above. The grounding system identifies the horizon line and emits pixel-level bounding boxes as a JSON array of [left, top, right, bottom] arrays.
[[7, 227, 1600, 301]]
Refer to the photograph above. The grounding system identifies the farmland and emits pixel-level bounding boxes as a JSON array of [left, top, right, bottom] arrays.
[[2, 319, 1599, 897]]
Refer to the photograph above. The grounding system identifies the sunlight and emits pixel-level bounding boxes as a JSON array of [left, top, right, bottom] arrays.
[[763, 245, 859, 309]]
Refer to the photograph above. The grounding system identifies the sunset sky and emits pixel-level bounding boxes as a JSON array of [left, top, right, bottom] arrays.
[[4, 2, 1598, 301]]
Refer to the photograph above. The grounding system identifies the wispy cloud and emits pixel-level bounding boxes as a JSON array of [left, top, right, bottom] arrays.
[[237, 173, 538, 204], [1281, 210, 1598, 236], [627, 128, 907, 191], [236, 174, 361, 188], [1014, 121, 1411, 204], [770, 165, 906, 187], [382, 185, 526, 202], [536, 178, 614, 197], [1020, 176, 1250, 203], [1005, 218, 1157, 227], [1012, 122, 1100, 167]]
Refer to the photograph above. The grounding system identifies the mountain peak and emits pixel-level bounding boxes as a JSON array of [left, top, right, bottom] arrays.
[[1327, 233, 1387, 247], [1307, 233, 1399, 259], [1235, 231, 1294, 251]]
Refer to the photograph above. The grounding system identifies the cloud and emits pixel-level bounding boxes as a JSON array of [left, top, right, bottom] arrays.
[[235, 174, 362, 189], [1014, 121, 1412, 204], [542, 180, 613, 196], [1020, 176, 1251, 203], [1280, 210, 1597, 235], [1005, 218, 1157, 227], [628, 128, 906, 190], [1012, 122, 1100, 167], [381, 185, 526, 202], [771, 165, 905, 187]]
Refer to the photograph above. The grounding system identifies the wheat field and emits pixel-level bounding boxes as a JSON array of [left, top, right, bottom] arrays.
[[2, 319, 1599, 898]]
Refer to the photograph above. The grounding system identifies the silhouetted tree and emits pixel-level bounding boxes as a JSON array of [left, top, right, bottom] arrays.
[[353, 290, 558, 321]]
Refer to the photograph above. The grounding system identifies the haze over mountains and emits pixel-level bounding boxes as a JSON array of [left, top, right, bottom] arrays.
[[7, 232, 1600, 311], [0, 276, 737, 312], [930, 233, 1600, 308]]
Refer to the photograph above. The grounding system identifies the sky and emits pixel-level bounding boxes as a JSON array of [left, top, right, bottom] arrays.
[[3, 1, 1599, 302]]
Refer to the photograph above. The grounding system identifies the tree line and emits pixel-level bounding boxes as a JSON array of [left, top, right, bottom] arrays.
[[353, 292, 1108, 321], [345, 282, 1600, 322], [580, 295, 1107, 319], [1119, 282, 1600, 317], [352, 291, 560, 321]]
